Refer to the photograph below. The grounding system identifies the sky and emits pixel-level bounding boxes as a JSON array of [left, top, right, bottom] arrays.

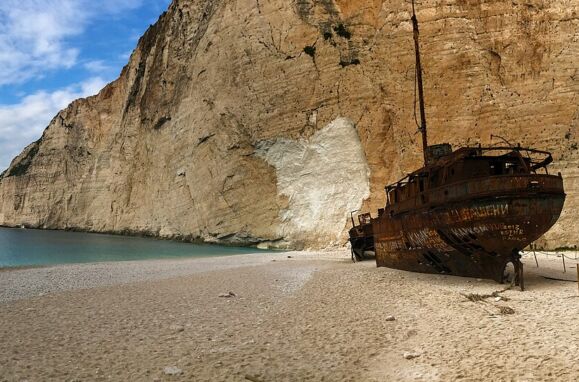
[[0, 0, 172, 171]]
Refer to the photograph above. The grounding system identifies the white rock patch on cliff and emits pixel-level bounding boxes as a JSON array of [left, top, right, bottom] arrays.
[[256, 117, 370, 247]]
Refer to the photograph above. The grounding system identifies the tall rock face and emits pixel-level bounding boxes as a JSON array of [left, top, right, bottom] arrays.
[[0, 0, 577, 249]]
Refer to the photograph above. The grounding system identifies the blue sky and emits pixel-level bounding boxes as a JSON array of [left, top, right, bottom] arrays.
[[0, 0, 171, 171]]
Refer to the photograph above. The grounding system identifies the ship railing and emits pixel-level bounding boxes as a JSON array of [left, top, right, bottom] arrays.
[[465, 146, 553, 173], [385, 173, 423, 193], [385, 145, 555, 192], [350, 210, 371, 228]]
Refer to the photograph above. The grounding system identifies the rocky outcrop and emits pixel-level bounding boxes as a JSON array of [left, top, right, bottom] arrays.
[[1, 0, 578, 249]]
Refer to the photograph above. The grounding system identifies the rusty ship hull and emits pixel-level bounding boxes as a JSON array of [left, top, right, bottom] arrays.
[[373, 174, 565, 281]]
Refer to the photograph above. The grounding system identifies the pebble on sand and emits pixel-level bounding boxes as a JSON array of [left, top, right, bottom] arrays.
[[169, 324, 185, 332], [218, 291, 237, 298], [163, 366, 183, 376], [385, 315, 396, 321], [403, 351, 421, 360]]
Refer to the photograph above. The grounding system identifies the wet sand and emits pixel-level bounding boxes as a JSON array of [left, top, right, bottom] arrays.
[[1, 251, 578, 381]]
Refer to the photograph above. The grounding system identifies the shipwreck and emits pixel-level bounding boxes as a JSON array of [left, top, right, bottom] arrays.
[[348, 1, 566, 288]]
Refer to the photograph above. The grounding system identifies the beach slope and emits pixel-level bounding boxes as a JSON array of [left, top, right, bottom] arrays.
[[1, 252, 578, 381]]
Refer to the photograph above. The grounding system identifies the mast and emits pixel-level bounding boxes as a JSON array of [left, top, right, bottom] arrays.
[[411, 0, 429, 165]]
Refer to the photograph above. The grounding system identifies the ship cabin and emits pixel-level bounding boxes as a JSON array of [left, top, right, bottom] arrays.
[[383, 143, 556, 216]]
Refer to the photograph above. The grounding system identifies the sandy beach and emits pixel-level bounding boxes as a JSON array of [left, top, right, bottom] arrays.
[[1, 251, 578, 381]]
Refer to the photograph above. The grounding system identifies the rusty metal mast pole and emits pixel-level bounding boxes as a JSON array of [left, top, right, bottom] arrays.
[[411, 0, 429, 165]]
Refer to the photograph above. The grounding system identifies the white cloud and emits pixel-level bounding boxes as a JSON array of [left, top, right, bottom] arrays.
[[99, 0, 144, 14], [0, 77, 107, 171], [0, 0, 146, 86], [84, 60, 114, 74]]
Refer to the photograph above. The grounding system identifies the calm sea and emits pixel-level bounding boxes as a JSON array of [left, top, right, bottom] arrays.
[[0, 227, 270, 268]]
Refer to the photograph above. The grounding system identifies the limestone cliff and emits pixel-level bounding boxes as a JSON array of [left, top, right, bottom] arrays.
[[1, 0, 578, 249]]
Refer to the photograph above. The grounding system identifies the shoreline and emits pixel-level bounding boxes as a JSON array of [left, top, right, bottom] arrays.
[[0, 251, 279, 273], [0, 264, 51, 272], [0, 226, 292, 270], [0, 224, 298, 250], [0, 250, 350, 303]]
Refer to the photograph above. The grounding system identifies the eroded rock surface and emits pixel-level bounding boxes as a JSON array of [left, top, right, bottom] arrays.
[[256, 117, 370, 247], [0, 0, 577, 248]]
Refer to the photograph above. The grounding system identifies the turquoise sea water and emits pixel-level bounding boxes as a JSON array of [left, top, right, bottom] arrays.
[[0, 227, 270, 268]]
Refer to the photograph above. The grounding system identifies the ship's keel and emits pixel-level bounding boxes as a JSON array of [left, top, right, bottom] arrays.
[[376, 246, 527, 290]]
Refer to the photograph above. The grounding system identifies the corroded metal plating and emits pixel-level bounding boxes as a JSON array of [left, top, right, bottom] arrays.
[[349, 147, 565, 284]]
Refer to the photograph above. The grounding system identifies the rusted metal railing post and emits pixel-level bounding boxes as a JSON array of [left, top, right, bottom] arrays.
[[533, 246, 539, 268], [519, 261, 525, 291], [562, 253, 566, 273]]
